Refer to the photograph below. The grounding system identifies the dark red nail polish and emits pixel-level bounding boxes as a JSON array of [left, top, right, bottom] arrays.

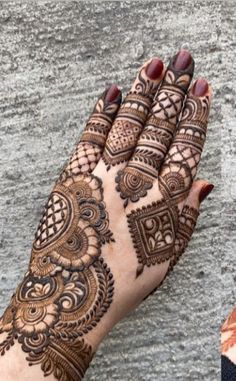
[[146, 58, 164, 80], [174, 50, 192, 70], [199, 184, 214, 203], [105, 84, 120, 102], [192, 78, 209, 97]]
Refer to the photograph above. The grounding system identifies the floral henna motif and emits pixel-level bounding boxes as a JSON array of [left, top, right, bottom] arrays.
[[0, 258, 113, 380], [0, 171, 114, 381], [127, 200, 179, 277], [115, 168, 153, 207], [116, 57, 194, 205], [159, 162, 193, 204]]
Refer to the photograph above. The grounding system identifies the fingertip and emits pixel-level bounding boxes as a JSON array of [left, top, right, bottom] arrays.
[[199, 182, 214, 204], [105, 84, 122, 103], [173, 49, 193, 71], [187, 180, 214, 208], [145, 57, 164, 80], [191, 78, 213, 100]]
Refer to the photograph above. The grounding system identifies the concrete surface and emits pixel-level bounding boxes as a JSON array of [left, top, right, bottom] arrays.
[[0, 1, 233, 380]]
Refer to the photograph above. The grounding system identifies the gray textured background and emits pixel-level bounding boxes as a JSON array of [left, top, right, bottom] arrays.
[[0, 1, 234, 380]]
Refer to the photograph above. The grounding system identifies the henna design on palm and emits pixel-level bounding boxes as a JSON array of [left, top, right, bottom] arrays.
[[0, 51, 212, 381], [127, 200, 179, 277], [0, 88, 119, 381], [0, 171, 114, 381]]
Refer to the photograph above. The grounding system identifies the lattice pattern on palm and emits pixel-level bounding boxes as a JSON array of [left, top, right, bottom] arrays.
[[35, 193, 69, 247], [67, 143, 101, 175]]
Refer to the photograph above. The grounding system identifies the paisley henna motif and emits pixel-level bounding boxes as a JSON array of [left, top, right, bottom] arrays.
[[31, 174, 112, 276], [0, 170, 114, 381]]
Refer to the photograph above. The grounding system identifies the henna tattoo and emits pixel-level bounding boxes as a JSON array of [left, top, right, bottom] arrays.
[[26, 338, 93, 381], [81, 90, 121, 147], [0, 170, 114, 380], [168, 205, 198, 272], [63, 143, 102, 176], [60, 89, 120, 180], [0, 257, 113, 380], [159, 162, 192, 203], [140, 204, 198, 290], [127, 200, 179, 277], [162, 95, 210, 189], [102, 63, 161, 170], [31, 174, 113, 276], [115, 57, 194, 205], [115, 168, 152, 207], [102, 119, 143, 169]]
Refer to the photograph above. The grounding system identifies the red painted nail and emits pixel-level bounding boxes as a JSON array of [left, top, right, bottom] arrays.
[[146, 58, 164, 80], [105, 84, 120, 102], [174, 50, 192, 70], [192, 78, 209, 97], [199, 184, 214, 203]]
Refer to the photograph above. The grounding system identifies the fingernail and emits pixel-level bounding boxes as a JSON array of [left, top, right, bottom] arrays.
[[146, 58, 164, 80], [199, 184, 214, 203], [174, 50, 192, 70], [192, 78, 209, 97], [105, 84, 121, 102]]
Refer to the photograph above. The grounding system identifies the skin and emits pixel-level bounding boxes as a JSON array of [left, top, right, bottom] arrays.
[[222, 308, 236, 365], [0, 50, 213, 381]]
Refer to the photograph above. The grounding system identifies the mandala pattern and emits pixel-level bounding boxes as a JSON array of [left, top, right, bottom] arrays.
[[115, 168, 152, 207], [159, 162, 192, 203], [127, 200, 179, 277], [116, 55, 194, 205], [0, 170, 114, 381]]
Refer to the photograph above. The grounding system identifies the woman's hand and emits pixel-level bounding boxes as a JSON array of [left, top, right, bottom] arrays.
[[0, 49, 213, 381]]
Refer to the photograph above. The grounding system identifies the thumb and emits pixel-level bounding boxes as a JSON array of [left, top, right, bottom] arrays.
[[169, 179, 214, 272]]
